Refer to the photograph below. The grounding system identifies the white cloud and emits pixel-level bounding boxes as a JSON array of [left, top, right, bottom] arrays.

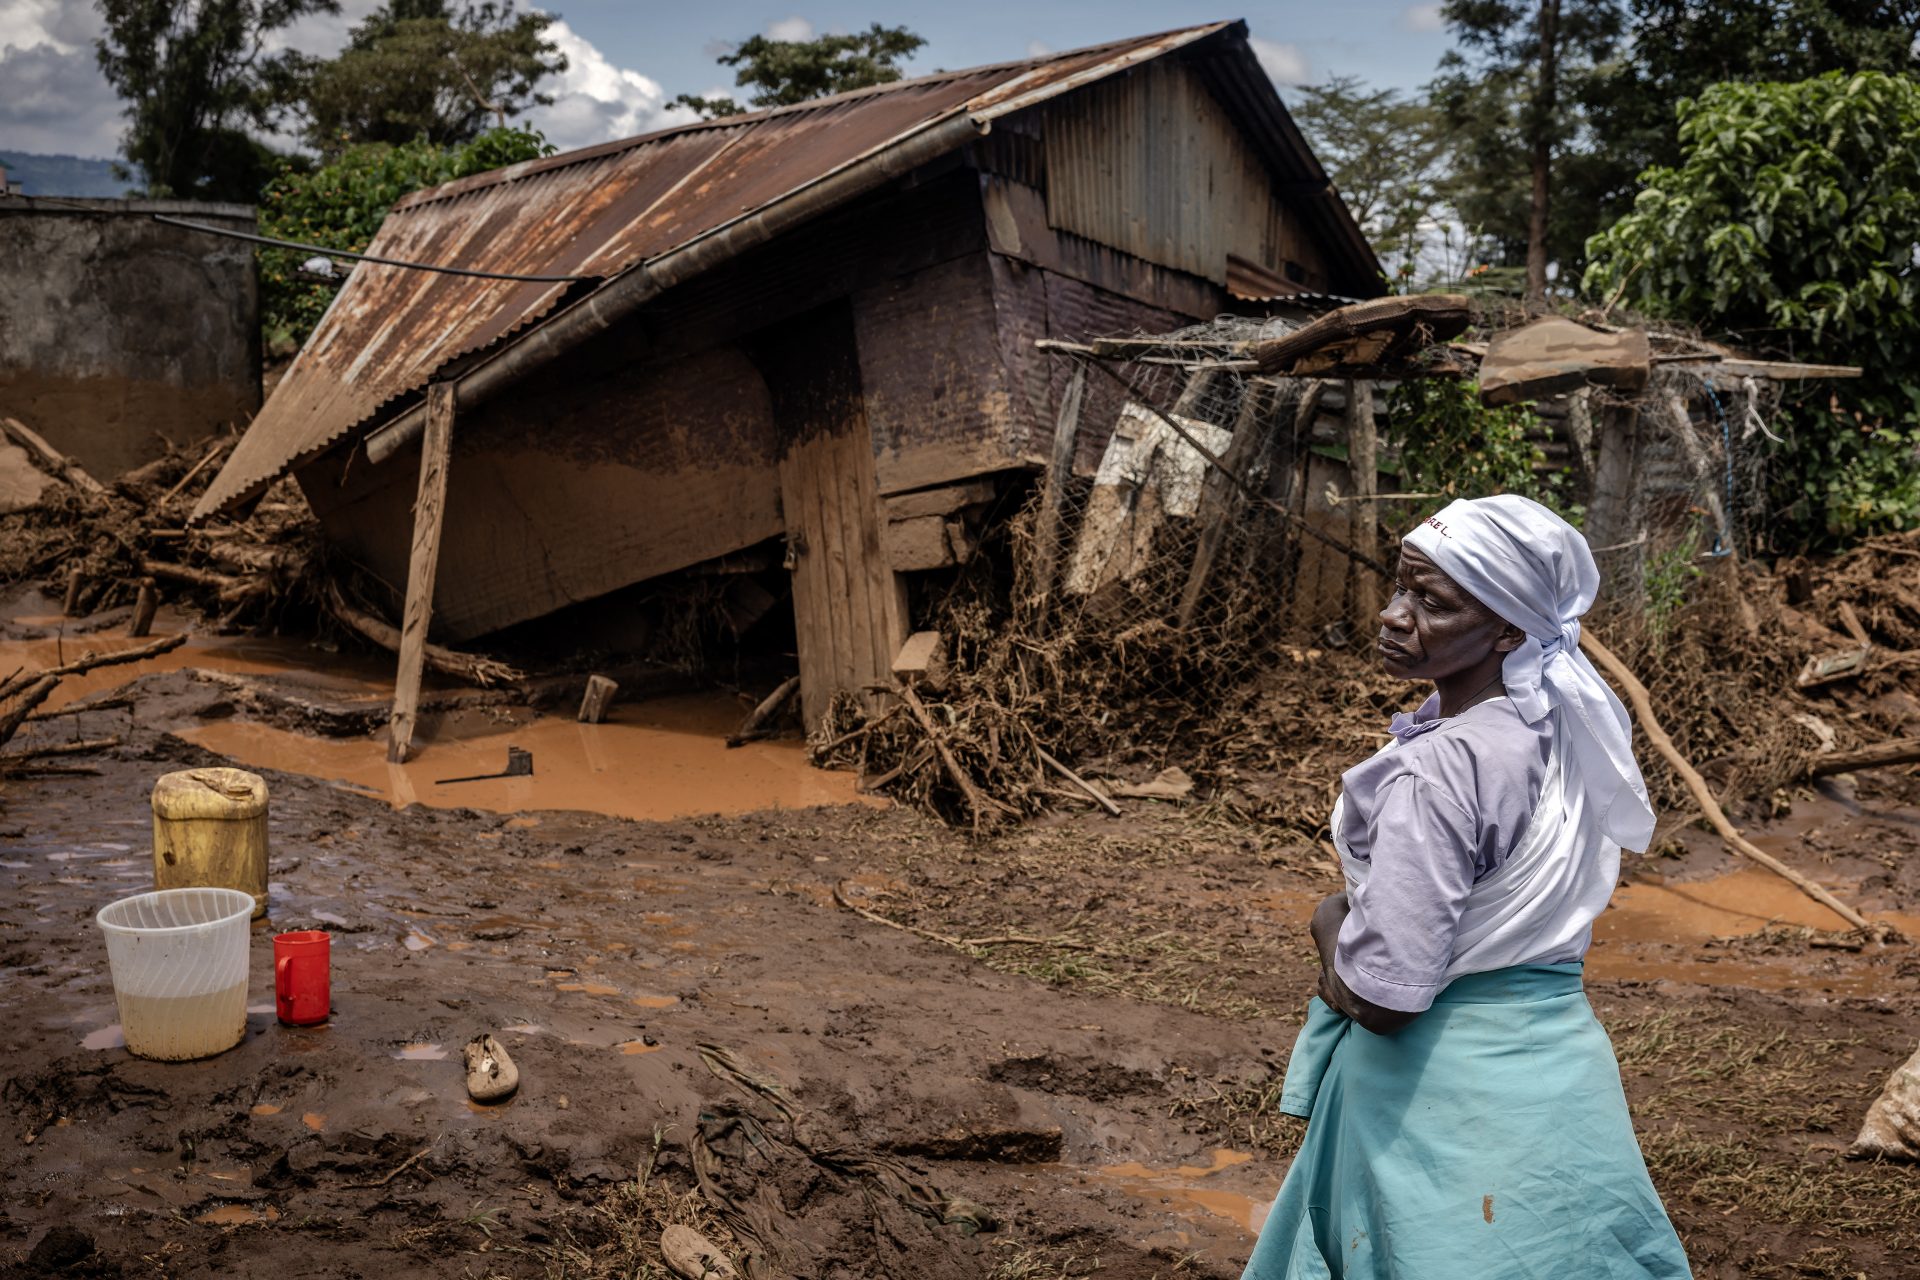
[[0, 1, 684, 162], [1401, 3, 1447, 32], [1026, 39, 1053, 58], [527, 18, 693, 151], [1248, 36, 1312, 87], [766, 15, 815, 42]]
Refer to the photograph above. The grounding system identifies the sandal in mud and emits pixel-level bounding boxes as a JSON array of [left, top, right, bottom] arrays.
[[463, 1033, 519, 1103]]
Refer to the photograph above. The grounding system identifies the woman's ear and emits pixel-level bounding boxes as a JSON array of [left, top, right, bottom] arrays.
[[1493, 622, 1527, 654]]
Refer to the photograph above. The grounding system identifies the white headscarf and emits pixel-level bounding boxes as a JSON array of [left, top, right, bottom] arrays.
[[1401, 494, 1657, 852]]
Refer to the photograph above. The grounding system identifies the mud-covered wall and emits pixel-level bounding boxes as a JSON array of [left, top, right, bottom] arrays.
[[0, 198, 261, 477], [297, 339, 782, 643]]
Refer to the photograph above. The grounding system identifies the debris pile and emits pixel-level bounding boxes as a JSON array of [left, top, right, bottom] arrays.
[[0, 416, 324, 636], [816, 300, 1912, 841]]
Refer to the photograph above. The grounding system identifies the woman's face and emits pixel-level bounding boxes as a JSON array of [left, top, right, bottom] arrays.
[[1376, 544, 1522, 681]]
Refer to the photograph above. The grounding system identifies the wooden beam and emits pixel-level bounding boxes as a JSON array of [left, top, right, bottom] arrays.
[[1177, 381, 1277, 629], [1344, 380, 1381, 637], [1028, 365, 1085, 628], [1702, 358, 1862, 381], [387, 383, 455, 763], [128, 577, 158, 637], [1585, 403, 1644, 604], [1810, 736, 1920, 779]]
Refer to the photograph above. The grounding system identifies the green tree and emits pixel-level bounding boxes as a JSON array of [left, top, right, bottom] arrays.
[[95, 0, 338, 200], [670, 23, 926, 119], [1429, 0, 1623, 302], [1291, 75, 1449, 285], [1583, 71, 1920, 543], [279, 0, 565, 154], [258, 127, 552, 350], [1574, 0, 1920, 247]]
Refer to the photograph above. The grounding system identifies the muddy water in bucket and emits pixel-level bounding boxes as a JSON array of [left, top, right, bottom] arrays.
[[96, 888, 253, 1061]]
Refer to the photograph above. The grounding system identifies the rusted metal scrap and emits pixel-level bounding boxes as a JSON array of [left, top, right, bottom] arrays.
[[1479, 316, 1651, 406], [1247, 294, 1473, 376]]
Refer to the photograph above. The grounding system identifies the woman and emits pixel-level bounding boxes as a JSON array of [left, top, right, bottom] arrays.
[[1243, 495, 1691, 1279]]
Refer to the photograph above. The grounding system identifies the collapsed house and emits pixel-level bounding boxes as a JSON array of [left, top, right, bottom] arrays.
[[190, 21, 1381, 738]]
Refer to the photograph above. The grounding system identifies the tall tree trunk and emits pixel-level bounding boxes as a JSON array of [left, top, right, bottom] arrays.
[[1526, 0, 1561, 307]]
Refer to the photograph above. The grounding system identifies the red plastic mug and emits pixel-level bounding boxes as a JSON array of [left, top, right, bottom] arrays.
[[274, 930, 331, 1026]]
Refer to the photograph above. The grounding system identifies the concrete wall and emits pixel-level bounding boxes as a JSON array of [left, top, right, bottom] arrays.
[[0, 197, 261, 477]]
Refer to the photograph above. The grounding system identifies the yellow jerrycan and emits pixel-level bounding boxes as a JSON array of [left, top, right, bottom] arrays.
[[151, 768, 269, 919]]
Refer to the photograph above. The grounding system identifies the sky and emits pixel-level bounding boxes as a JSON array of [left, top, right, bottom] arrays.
[[0, 1, 1454, 162]]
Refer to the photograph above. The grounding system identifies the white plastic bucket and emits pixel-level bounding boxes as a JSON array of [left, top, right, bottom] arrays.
[[96, 887, 253, 1061]]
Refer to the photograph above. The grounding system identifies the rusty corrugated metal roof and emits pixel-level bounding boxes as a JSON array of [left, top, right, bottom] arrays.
[[198, 20, 1369, 520]]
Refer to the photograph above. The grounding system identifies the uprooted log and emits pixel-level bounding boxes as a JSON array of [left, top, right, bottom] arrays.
[[323, 581, 523, 689], [727, 675, 799, 748], [1809, 736, 1920, 778], [0, 677, 60, 752], [1, 417, 104, 497], [0, 632, 187, 704]]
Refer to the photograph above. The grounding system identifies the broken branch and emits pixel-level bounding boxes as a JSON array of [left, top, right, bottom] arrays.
[[1581, 632, 1874, 932]]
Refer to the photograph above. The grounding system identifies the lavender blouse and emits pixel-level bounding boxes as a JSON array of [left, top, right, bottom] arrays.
[[1332, 693, 1578, 1012]]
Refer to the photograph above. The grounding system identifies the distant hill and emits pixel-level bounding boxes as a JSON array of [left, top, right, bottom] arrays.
[[0, 151, 142, 198]]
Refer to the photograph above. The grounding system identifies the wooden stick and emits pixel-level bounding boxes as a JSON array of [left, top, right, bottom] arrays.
[[815, 705, 901, 757], [0, 633, 186, 702], [726, 675, 798, 747], [1036, 747, 1121, 817], [1, 736, 119, 760], [154, 439, 229, 508], [1809, 736, 1920, 779], [324, 582, 522, 688], [62, 567, 86, 618], [2, 417, 104, 495], [831, 882, 1116, 955], [894, 682, 1008, 833], [389, 384, 456, 764], [141, 558, 239, 592], [1178, 381, 1276, 629], [0, 676, 61, 750], [129, 578, 158, 638], [1344, 379, 1381, 636], [23, 693, 133, 722], [1029, 365, 1085, 629], [343, 1143, 437, 1190], [1581, 631, 1873, 931]]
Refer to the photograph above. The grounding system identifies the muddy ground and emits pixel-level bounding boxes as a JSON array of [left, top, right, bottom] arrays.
[[3, 617, 1919, 1279]]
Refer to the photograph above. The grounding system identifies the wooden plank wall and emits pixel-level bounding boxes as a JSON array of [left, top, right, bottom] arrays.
[[751, 301, 908, 731]]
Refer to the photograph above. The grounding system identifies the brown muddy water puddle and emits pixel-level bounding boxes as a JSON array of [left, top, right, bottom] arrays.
[[180, 694, 880, 823], [1074, 1147, 1271, 1236], [0, 614, 879, 823]]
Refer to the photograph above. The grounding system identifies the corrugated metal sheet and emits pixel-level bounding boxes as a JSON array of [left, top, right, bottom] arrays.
[[198, 19, 1375, 520]]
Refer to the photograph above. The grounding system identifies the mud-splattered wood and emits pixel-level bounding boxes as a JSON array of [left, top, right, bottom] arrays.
[[388, 383, 455, 764], [727, 675, 798, 747], [1036, 747, 1121, 817], [1028, 365, 1085, 628], [1582, 631, 1873, 932], [1, 417, 104, 496], [324, 583, 521, 688], [1810, 736, 1920, 779], [577, 674, 619, 725], [128, 578, 158, 638], [1345, 379, 1381, 635], [0, 632, 186, 703], [0, 676, 60, 750], [1177, 381, 1277, 629]]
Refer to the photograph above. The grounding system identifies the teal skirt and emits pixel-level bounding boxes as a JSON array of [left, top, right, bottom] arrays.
[[1244, 965, 1690, 1279]]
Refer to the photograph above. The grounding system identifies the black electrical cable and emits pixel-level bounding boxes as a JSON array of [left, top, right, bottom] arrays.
[[149, 213, 597, 284]]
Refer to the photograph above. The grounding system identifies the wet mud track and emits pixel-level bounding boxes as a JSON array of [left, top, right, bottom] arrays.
[[3, 667, 1919, 1277]]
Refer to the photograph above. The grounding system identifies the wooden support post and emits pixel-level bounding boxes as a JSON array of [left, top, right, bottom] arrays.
[[387, 383, 455, 764], [1178, 381, 1277, 629], [1028, 366, 1085, 626], [128, 577, 158, 637], [62, 566, 85, 617], [1345, 379, 1380, 636], [1586, 403, 1645, 606], [577, 674, 619, 724]]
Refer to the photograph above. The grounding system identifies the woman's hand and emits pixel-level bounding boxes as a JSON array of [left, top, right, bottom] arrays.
[[1307, 889, 1420, 1036]]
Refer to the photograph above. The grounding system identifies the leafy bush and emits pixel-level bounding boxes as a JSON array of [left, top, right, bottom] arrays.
[[1384, 378, 1567, 513], [1583, 72, 1920, 545], [258, 127, 553, 351]]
